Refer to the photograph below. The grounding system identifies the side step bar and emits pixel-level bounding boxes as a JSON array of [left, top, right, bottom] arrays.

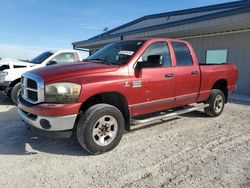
[[131, 103, 209, 125]]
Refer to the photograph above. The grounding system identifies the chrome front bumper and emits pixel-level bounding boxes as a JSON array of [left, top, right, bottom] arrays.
[[18, 108, 77, 131]]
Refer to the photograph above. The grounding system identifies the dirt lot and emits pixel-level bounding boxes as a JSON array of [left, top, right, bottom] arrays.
[[0, 92, 249, 188]]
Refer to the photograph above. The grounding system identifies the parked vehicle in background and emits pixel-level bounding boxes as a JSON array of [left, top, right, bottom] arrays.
[[18, 38, 238, 154], [0, 49, 83, 103]]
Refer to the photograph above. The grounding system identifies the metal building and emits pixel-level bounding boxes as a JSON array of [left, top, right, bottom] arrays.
[[73, 0, 250, 100]]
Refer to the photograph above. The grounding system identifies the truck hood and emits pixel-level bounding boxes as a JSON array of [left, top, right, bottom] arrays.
[[32, 61, 119, 82], [0, 58, 34, 70]]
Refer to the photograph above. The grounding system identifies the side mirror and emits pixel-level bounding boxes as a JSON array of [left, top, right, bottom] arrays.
[[136, 55, 163, 69], [136, 61, 143, 69], [47, 60, 57, 66], [147, 55, 163, 66]]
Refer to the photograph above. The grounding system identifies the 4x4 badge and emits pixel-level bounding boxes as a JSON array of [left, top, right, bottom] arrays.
[[124, 81, 130, 87]]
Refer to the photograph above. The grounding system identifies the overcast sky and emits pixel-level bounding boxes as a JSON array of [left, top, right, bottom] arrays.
[[0, 0, 235, 59]]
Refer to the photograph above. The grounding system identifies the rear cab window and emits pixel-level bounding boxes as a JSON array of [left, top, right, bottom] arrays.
[[172, 42, 193, 66]]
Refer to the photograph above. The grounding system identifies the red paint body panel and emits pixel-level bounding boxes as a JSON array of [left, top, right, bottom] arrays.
[[18, 102, 82, 116], [32, 62, 119, 82], [197, 64, 238, 102], [19, 38, 238, 118]]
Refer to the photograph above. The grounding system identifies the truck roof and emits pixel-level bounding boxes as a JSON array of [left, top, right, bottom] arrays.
[[48, 49, 80, 54], [116, 37, 185, 43]]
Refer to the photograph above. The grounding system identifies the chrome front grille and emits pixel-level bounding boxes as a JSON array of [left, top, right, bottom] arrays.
[[27, 78, 37, 89], [27, 90, 38, 101], [21, 72, 44, 104]]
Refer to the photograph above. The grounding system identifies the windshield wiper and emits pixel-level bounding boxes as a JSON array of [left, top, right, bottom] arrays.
[[85, 58, 113, 65], [85, 58, 103, 61], [108, 61, 121, 65]]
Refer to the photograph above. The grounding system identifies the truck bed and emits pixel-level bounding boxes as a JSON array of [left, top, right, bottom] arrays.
[[198, 63, 238, 102]]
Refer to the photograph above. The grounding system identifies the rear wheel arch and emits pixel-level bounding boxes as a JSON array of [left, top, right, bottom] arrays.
[[211, 79, 228, 102], [78, 92, 131, 132]]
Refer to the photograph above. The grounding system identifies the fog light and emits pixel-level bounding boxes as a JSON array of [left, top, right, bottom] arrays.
[[40, 119, 51, 129]]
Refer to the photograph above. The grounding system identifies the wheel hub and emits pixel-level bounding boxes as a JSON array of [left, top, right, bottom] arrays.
[[214, 95, 223, 113], [99, 124, 109, 135], [92, 115, 118, 146]]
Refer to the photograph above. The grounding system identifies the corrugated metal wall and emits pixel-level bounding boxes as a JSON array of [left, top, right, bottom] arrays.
[[76, 12, 250, 50], [111, 8, 230, 35], [186, 31, 250, 96]]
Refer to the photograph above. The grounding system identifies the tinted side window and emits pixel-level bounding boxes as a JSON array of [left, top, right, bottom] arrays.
[[139, 42, 172, 67], [172, 42, 193, 66], [52, 53, 75, 64]]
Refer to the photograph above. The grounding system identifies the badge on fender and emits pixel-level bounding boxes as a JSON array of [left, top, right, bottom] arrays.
[[132, 81, 142, 88]]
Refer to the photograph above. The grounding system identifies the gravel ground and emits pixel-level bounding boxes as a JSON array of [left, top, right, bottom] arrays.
[[0, 92, 249, 188]]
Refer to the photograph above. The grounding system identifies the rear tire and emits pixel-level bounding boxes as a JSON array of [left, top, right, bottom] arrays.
[[11, 82, 21, 104], [76, 104, 125, 155], [204, 89, 225, 117]]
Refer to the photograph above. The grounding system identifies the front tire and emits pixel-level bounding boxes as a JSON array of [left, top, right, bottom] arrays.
[[76, 104, 125, 154], [11, 82, 21, 104], [204, 89, 225, 117]]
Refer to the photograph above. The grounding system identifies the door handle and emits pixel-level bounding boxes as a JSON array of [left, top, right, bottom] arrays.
[[165, 73, 175, 78], [191, 71, 198, 75]]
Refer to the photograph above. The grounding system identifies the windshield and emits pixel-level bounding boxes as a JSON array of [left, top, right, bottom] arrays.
[[30, 52, 53, 64], [86, 40, 144, 65]]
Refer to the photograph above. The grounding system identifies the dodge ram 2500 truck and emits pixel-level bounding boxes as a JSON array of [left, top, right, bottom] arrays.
[[0, 49, 83, 104], [18, 38, 238, 154]]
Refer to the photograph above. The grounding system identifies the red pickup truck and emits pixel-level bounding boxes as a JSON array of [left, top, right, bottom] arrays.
[[18, 38, 238, 154]]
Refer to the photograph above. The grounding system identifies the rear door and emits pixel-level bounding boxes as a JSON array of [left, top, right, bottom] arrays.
[[171, 41, 200, 106], [130, 41, 175, 116]]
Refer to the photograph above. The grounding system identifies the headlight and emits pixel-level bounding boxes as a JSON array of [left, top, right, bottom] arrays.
[[45, 82, 81, 103], [0, 72, 8, 76], [0, 72, 8, 83]]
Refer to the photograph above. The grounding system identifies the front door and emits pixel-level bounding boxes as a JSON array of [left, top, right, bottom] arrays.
[[129, 41, 175, 116]]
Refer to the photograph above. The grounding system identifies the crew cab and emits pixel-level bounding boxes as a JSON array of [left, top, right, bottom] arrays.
[[0, 49, 83, 103], [18, 38, 238, 154]]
